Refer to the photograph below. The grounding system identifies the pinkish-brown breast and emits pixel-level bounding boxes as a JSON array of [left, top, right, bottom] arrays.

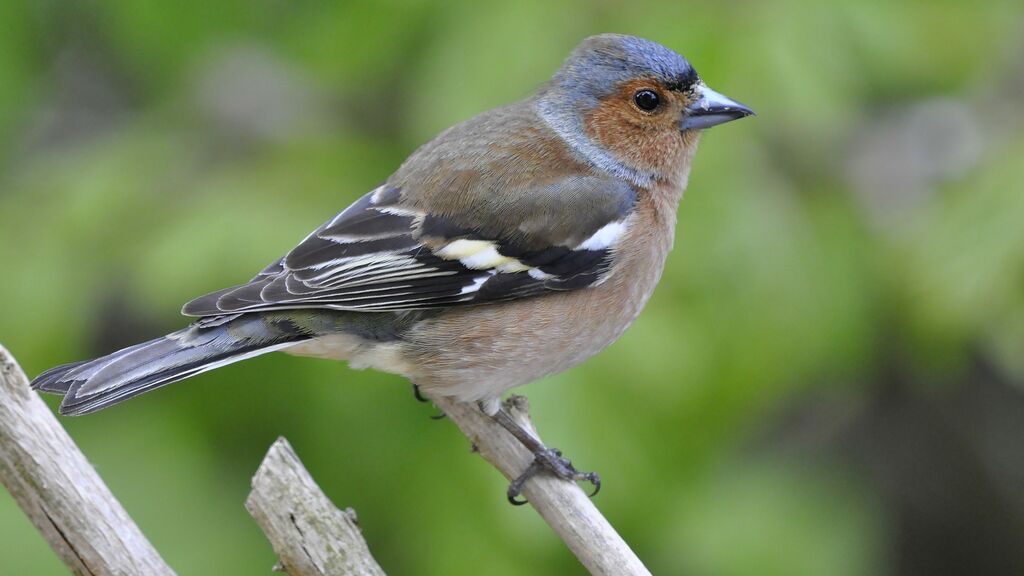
[[399, 184, 684, 404]]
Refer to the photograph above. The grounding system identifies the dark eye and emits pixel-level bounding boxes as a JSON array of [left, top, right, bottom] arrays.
[[633, 89, 660, 112]]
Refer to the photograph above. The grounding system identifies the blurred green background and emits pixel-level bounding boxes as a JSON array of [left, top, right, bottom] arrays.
[[2, 1, 1023, 574]]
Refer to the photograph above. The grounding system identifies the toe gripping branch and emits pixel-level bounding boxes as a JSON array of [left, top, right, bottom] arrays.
[[412, 384, 446, 420], [490, 405, 601, 505]]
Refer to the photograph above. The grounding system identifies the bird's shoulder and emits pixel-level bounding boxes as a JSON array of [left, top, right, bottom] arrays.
[[390, 99, 637, 250]]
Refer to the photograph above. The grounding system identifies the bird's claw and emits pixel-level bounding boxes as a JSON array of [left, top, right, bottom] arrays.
[[411, 384, 446, 419], [506, 448, 601, 505], [412, 384, 428, 403]]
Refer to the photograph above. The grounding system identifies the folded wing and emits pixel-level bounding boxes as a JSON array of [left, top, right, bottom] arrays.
[[182, 179, 637, 317]]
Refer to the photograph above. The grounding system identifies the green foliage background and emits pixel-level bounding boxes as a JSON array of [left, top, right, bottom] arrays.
[[1, 1, 1023, 574]]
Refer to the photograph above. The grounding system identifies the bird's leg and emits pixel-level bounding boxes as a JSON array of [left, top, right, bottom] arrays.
[[412, 383, 428, 403], [488, 406, 601, 505], [411, 384, 446, 420]]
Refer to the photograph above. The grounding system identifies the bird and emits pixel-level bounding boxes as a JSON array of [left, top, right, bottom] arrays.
[[31, 33, 753, 503]]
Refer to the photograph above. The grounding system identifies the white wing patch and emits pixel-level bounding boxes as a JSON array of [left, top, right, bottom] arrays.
[[434, 239, 537, 279], [436, 239, 525, 272], [430, 218, 628, 293], [577, 220, 627, 251], [435, 239, 493, 260], [460, 247, 511, 270], [460, 273, 495, 294]]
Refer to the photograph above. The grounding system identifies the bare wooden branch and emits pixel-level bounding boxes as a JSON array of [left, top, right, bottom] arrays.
[[0, 344, 175, 576], [247, 437, 387, 576], [1, 340, 648, 575], [430, 394, 652, 576]]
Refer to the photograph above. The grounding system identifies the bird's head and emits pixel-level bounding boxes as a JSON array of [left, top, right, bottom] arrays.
[[538, 34, 753, 187]]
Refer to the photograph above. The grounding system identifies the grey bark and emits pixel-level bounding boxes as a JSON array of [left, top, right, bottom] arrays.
[[247, 437, 387, 576], [0, 344, 175, 576]]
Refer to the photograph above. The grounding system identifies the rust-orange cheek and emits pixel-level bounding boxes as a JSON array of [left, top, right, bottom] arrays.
[[583, 97, 687, 178]]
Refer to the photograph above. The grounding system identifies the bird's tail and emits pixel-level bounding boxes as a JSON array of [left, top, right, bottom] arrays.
[[31, 313, 312, 416]]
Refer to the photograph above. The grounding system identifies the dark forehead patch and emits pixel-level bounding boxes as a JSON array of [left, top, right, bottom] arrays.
[[663, 66, 700, 92]]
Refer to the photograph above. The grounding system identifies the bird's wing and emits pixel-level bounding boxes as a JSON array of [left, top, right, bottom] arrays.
[[181, 178, 637, 316]]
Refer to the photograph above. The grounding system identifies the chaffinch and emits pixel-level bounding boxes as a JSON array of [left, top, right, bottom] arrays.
[[32, 33, 752, 501]]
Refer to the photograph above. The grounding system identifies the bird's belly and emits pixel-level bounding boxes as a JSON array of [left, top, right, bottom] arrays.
[[284, 287, 649, 405], [286, 333, 414, 375]]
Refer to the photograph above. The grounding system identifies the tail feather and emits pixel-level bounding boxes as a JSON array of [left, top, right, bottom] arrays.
[[32, 361, 90, 394], [31, 314, 310, 416]]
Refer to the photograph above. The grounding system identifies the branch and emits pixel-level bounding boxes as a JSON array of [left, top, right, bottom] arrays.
[[1, 340, 648, 575], [247, 437, 386, 576], [430, 394, 652, 576], [0, 344, 175, 575]]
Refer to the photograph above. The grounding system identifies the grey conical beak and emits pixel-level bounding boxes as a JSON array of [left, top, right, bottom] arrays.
[[679, 84, 754, 131]]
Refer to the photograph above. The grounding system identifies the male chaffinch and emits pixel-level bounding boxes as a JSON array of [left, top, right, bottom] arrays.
[[32, 34, 752, 501]]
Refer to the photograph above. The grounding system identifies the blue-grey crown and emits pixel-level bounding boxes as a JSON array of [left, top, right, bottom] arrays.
[[547, 34, 698, 106]]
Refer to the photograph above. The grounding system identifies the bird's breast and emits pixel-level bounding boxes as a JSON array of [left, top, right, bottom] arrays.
[[399, 189, 679, 403]]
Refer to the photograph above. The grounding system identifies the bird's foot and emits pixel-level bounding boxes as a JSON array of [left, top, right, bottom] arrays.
[[412, 383, 429, 403], [411, 384, 446, 419], [487, 402, 601, 505], [507, 447, 601, 505]]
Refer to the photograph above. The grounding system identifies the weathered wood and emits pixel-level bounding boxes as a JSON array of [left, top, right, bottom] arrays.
[[431, 395, 652, 576], [0, 345, 175, 576], [2, 339, 649, 575], [247, 438, 386, 576]]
